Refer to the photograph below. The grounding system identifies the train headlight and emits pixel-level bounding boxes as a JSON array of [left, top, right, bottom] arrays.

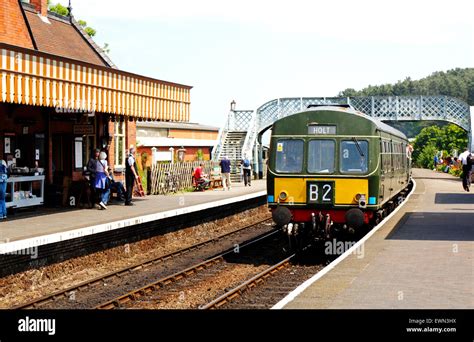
[[357, 194, 367, 208], [279, 191, 288, 202]]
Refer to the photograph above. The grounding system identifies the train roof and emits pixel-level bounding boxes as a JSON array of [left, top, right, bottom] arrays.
[[297, 106, 407, 139]]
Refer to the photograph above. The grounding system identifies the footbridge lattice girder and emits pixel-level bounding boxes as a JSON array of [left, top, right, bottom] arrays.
[[212, 96, 473, 179]]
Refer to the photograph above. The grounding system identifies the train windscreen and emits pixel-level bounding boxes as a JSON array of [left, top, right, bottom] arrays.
[[275, 139, 304, 173], [308, 140, 335, 173], [340, 140, 368, 173]]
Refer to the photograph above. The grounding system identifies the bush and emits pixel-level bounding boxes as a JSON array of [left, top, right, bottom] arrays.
[[450, 169, 462, 177], [415, 144, 438, 169], [136, 153, 147, 192]]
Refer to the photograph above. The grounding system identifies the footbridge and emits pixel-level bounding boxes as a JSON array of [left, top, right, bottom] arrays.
[[212, 96, 472, 180]]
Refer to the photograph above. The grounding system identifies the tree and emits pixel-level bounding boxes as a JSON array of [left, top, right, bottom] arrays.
[[77, 20, 97, 37], [196, 149, 204, 161], [416, 144, 438, 170], [338, 68, 474, 105], [412, 124, 468, 168], [48, 2, 68, 16], [48, 2, 97, 37]]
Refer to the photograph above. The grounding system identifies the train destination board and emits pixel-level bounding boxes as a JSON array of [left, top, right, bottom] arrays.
[[307, 125, 337, 135]]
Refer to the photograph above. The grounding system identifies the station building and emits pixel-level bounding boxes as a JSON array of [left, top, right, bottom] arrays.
[[136, 121, 219, 163], [0, 0, 192, 207]]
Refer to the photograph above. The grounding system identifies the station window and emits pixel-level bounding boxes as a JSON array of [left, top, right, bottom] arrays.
[[275, 139, 304, 173], [308, 140, 335, 173], [114, 121, 126, 168], [340, 140, 368, 173]]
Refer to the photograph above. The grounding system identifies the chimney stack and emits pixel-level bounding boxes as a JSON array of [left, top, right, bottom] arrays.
[[30, 0, 48, 17]]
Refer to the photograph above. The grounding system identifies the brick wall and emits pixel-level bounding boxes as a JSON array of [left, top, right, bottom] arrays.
[[169, 129, 218, 140], [30, 0, 47, 17], [137, 146, 212, 163], [127, 120, 137, 152], [0, 0, 34, 48]]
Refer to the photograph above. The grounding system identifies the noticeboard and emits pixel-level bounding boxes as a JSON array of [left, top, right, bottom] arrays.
[[73, 124, 95, 135]]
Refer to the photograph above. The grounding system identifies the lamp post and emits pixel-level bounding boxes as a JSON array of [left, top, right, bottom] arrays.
[[177, 146, 186, 162], [151, 147, 157, 165], [229, 100, 236, 131], [169, 147, 175, 164]]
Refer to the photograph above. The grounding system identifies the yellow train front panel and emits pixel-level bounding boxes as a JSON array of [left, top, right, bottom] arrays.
[[274, 178, 368, 205]]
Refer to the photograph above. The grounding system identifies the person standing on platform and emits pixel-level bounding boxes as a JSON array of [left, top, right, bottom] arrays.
[[125, 147, 139, 206], [458, 147, 473, 192], [241, 155, 252, 186], [87, 148, 100, 204], [220, 156, 231, 191], [95, 152, 110, 209], [0, 159, 9, 220]]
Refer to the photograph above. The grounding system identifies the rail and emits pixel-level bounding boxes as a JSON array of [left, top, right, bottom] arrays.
[[13, 218, 272, 309]]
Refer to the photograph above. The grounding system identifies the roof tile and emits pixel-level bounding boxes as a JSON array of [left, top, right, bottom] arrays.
[[24, 10, 108, 67]]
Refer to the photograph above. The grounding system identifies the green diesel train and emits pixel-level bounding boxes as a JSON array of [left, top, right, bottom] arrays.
[[267, 105, 411, 240]]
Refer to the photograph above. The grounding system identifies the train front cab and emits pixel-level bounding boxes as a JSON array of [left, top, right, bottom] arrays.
[[267, 136, 379, 237]]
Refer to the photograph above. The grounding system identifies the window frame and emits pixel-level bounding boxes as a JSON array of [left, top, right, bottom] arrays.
[[114, 121, 126, 170], [307, 138, 336, 174], [274, 138, 305, 174], [339, 139, 369, 174]]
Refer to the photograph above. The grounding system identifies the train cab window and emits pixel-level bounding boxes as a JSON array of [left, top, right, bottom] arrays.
[[340, 140, 368, 173], [308, 140, 335, 173], [275, 139, 304, 173]]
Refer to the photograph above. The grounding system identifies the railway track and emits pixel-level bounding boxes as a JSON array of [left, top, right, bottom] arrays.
[[202, 182, 416, 309], [199, 254, 296, 309], [13, 217, 273, 309], [95, 229, 289, 309], [200, 244, 327, 309], [16, 181, 414, 310]]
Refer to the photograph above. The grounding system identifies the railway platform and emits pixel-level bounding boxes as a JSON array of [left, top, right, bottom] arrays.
[[0, 180, 266, 275], [276, 168, 473, 309]]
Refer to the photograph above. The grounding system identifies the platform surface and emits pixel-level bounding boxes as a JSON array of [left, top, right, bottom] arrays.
[[281, 168, 474, 309], [0, 180, 266, 246]]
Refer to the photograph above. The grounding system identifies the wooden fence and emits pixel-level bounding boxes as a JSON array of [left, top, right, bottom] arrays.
[[150, 161, 219, 195]]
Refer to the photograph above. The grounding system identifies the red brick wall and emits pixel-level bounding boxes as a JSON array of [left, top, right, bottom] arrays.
[[169, 129, 218, 140], [30, 0, 47, 17], [127, 120, 137, 153], [137, 146, 212, 163], [0, 0, 34, 49]]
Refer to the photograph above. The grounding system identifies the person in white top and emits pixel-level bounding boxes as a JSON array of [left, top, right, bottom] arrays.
[[95, 151, 110, 209], [458, 148, 472, 192]]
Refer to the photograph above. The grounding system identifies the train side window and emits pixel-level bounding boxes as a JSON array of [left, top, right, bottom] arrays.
[[340, 140, 368, 174], [308, 140, 335, 173], [275, 139, 304, 173]]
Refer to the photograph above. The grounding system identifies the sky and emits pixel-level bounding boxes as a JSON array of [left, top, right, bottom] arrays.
[[56, 0, 473, 127]]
